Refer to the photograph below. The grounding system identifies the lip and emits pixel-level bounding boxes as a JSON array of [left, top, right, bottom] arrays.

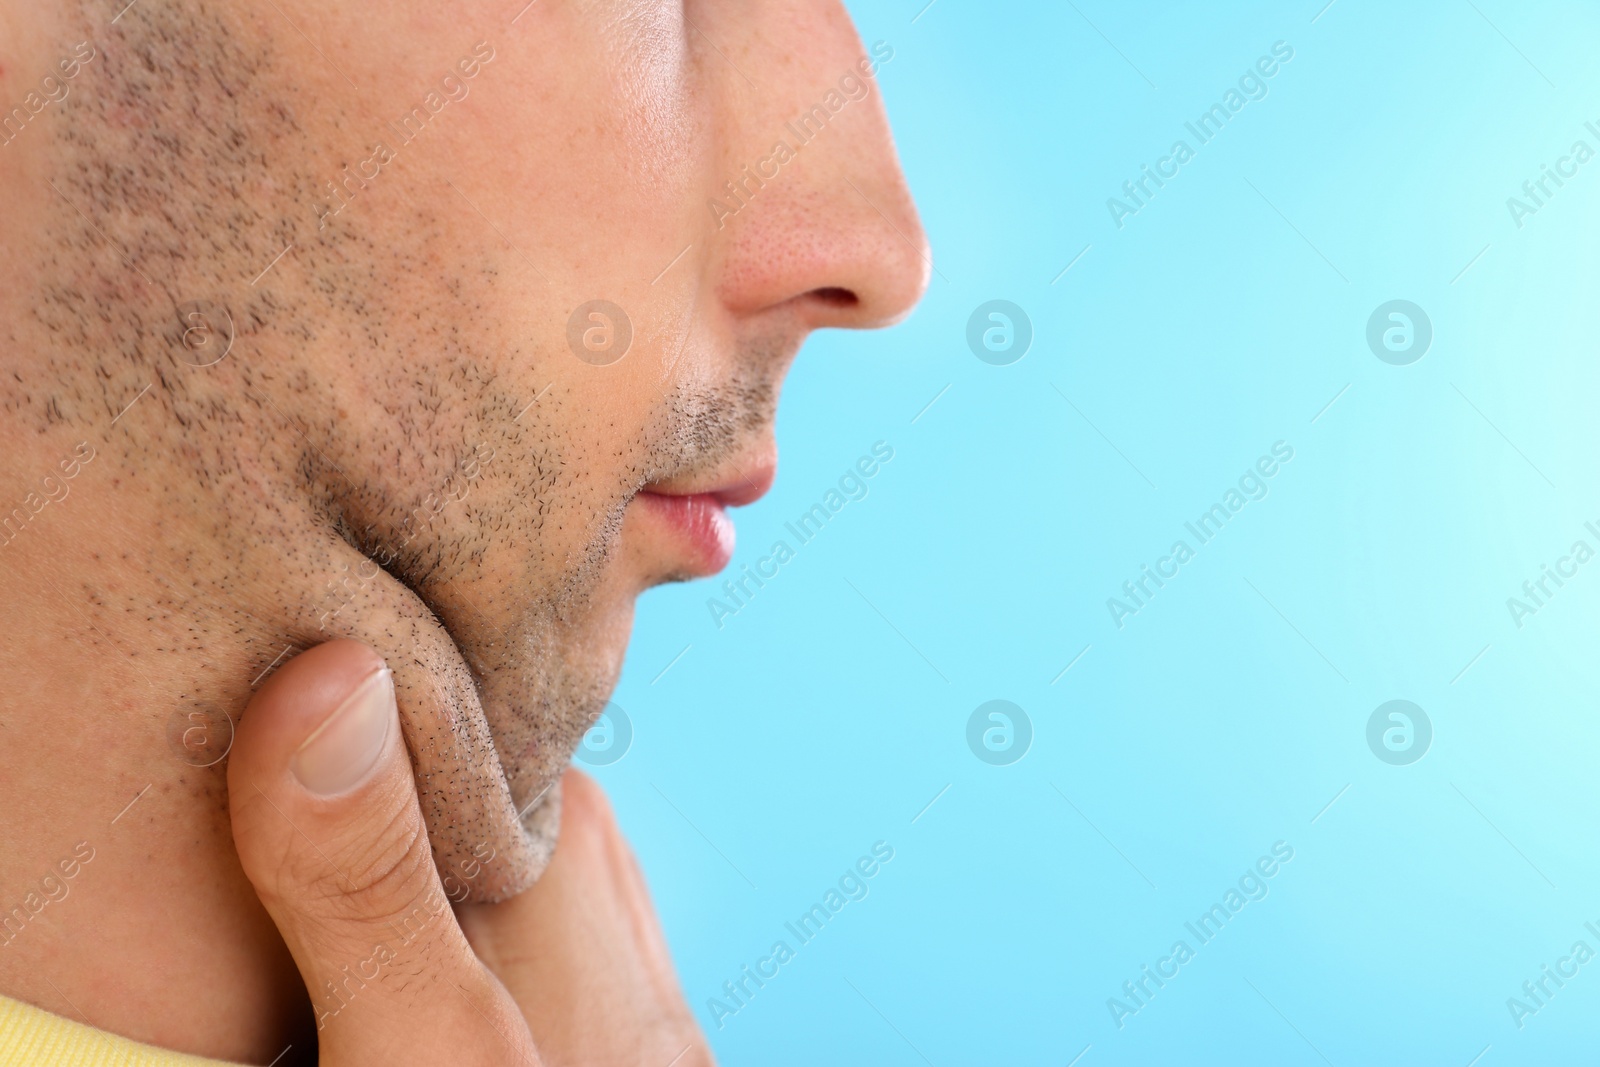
[[632, 492, 736, 575], [633, 460, 776, 577]]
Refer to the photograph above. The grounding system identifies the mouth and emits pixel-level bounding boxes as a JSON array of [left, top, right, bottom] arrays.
[[632, 459, 776, 577]]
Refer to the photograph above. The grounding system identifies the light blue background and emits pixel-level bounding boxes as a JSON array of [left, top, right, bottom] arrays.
[[598, 2, 1600, 1063]]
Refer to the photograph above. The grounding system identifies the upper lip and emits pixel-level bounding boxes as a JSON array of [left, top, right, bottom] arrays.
[[640, 457, 776, 508]]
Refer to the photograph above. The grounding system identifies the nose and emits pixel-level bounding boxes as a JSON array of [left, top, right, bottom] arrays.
[[705, 1, 931, 331]]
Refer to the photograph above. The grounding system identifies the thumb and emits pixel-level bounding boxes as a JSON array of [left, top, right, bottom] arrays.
[[227, 639, 538, 1065]]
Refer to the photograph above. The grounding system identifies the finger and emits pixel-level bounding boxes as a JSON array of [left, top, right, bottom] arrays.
[[227, 638, 538, 1065]]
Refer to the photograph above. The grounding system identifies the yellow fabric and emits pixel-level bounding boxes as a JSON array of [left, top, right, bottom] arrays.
[[0, 994, 244, 1066]]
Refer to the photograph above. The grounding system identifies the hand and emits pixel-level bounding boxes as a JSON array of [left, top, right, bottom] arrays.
[[456, 771, 714, 1067], [227, 639, 712, 1066]]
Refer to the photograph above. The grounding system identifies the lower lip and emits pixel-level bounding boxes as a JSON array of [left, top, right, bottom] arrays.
[[633, 491, 736, 576]]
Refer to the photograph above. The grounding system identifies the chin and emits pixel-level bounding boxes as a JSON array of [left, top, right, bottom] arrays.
[[442, 598, 636, 901], [510, 777, 564, 885]]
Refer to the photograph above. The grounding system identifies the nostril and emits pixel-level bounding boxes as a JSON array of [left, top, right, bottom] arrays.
[[810, 286, 859, 308]]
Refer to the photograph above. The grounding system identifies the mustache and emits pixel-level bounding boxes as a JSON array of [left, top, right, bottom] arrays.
[[631, 361, 779, 494]]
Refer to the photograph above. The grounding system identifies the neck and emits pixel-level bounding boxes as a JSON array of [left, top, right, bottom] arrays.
[[0, 413, 313, 1058]]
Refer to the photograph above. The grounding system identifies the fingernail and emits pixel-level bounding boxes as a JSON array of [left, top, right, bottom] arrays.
[[291, 668, 393, 795]]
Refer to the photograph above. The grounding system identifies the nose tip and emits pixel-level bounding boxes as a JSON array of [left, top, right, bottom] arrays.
[[716, 166, 932, 332], [847, 182, 932, 329]]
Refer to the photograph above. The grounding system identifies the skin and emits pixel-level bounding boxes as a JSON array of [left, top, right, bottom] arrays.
[[0, 0, 926, 1061]]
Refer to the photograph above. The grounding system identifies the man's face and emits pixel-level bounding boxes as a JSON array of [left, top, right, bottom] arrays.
[[18, 0, 925, 897]]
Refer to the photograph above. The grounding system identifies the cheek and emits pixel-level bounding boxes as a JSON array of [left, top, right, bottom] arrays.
[[445, 5, 705, 303], [599, 0, 695, 148]]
